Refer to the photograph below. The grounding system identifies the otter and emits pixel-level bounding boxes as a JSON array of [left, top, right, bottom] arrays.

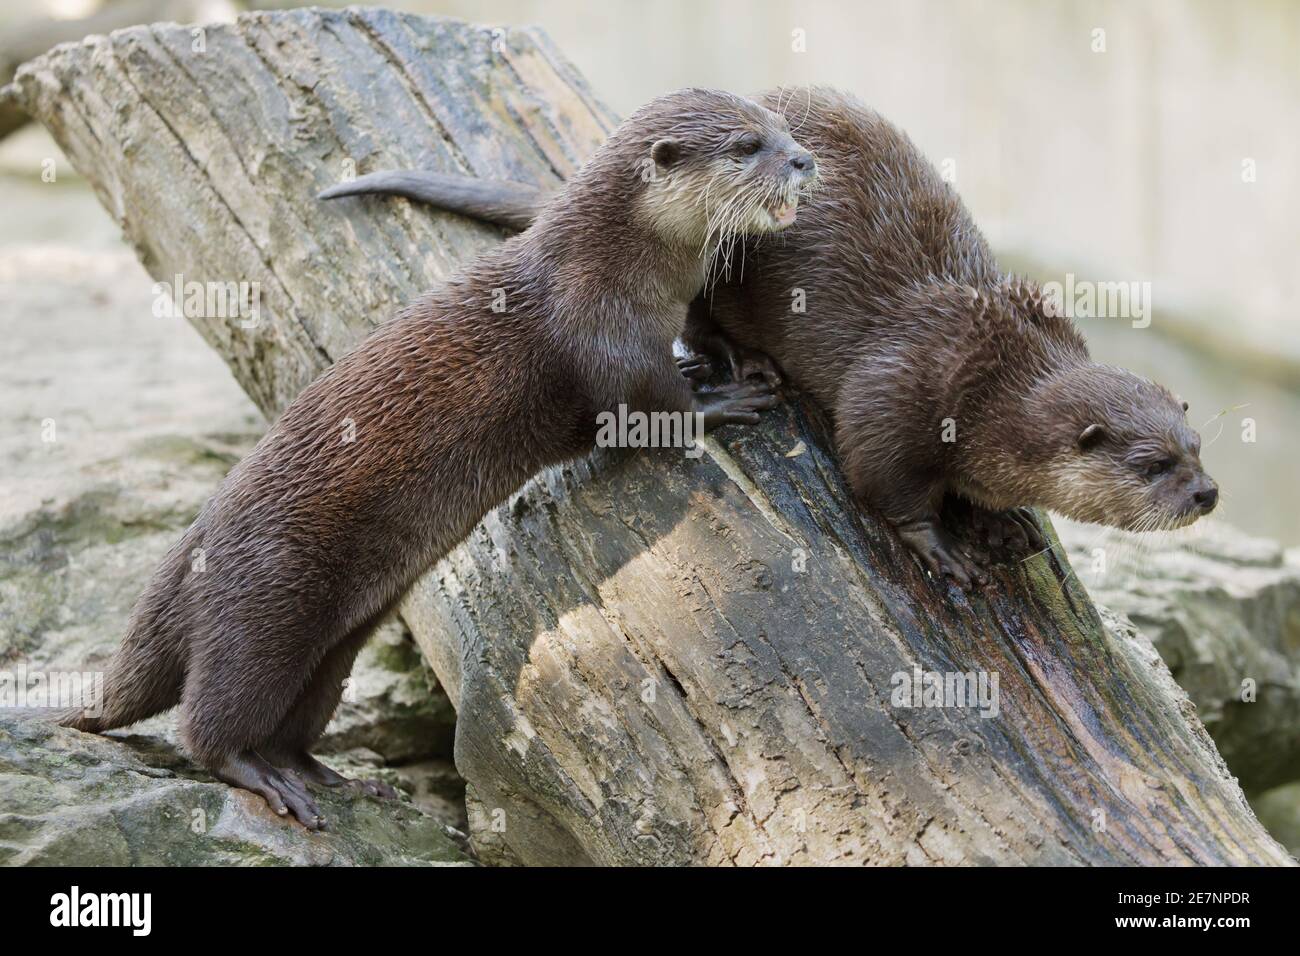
[[59, 89, 817, 828], [321, 86, 1218, 589]]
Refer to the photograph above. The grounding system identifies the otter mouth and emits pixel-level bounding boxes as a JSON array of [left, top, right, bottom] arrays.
[[765, 199, 799, 230]]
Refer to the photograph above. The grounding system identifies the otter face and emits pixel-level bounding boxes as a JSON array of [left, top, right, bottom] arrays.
[[633, 89, 818, 247], [1038, 366, 1218, 531]]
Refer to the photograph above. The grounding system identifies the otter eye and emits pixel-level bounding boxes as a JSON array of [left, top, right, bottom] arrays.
[[1145, 458, 1176, 478], [735, 135, 762, 156]]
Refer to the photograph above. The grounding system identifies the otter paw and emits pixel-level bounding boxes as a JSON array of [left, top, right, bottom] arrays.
[[729, 346, 783, 388], [896, 520, 987, 590], [346, 778, 400, 800], [677, 353, 715, 382], [214, 751, 326, 830], [974, 507, 1047, 555], [695, 379, 781, 430], [268, 751, 399, 800]]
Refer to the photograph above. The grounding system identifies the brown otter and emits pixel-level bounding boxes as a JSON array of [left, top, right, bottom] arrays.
[[58, 89, 817, 828], [322, 86, 1218, 588]]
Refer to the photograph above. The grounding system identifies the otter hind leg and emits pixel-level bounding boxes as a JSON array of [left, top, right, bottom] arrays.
[[181, 579, 409, 824], [261, 621, 400, 802], [179, 616, 337, 826], [210, 750, 325, 829]]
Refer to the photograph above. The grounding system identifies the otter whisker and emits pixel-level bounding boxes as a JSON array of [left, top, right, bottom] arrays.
[[703, 174, 778, 294], [787, 86, 815, 137]]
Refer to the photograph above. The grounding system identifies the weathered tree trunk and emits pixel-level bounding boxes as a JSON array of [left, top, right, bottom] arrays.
[[6, 7, 1290, 865]]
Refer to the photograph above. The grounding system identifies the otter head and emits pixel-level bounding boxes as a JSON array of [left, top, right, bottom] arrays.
[[626, 88, 818, 247], [1030, 365, 1218, 531]]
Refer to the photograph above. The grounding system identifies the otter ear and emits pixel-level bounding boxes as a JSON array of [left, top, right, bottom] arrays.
[[651, 138, 682, 171], [1181, 400, 1189, 412], [1077, 423, 1106, 451]]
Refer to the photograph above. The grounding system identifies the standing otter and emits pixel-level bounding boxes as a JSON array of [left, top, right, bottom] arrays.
[[59, 89, 817, 828], [326, 86, 1218, 588]]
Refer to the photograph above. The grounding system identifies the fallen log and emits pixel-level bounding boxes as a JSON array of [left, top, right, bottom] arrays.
[[6, 7, 1290, 865]]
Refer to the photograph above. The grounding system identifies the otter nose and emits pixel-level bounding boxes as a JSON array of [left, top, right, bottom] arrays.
[[789, 150, 816, 176], [1194, 484, 1219, 512]]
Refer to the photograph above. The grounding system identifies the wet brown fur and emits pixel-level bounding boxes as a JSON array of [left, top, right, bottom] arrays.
[[698, 88, 1214, 541], [342, 87, 1219, 585]]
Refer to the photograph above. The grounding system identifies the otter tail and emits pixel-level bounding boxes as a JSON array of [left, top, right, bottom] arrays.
[[318, 171, 547, 232], [55, 521, 200, 733]]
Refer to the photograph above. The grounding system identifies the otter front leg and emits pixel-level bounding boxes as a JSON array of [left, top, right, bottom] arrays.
[[678, 345, 783, 388], [839, 429, 985, 587], [873, 482, 989, 589], [837, 361, 985, 589]]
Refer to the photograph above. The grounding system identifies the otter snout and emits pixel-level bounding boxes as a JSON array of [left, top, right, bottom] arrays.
[[1190, 476, 1219, 514], [764, 145, 817, 229], [788, 148, 816, 178]]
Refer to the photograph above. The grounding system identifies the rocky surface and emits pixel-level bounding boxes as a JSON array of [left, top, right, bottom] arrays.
[[0, 714, 468, 866], [1057, 517, 1300, 795], [1251, 781, 1300, 860]]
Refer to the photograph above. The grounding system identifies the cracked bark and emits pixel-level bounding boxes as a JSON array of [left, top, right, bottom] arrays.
[[7, 8, 1291, 866]]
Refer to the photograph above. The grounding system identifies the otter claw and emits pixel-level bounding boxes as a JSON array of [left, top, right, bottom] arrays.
[[729, 347, 783, 388], [676, 354, 714, 382], [974, 507, 1046, 555], [1010, 508, 1047, 552], [694, 379, 780, 430], [348, 778, 400, 800], [897, 520, 986, 590]]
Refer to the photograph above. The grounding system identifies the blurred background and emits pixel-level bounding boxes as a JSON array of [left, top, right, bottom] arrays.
[[2, 0, 1295, 543]]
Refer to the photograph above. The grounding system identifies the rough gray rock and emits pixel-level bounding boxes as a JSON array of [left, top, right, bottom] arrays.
[[1252, 782, 1300, 860], [1057, 518, 1300, 793], [0, 714, 468, 866]]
